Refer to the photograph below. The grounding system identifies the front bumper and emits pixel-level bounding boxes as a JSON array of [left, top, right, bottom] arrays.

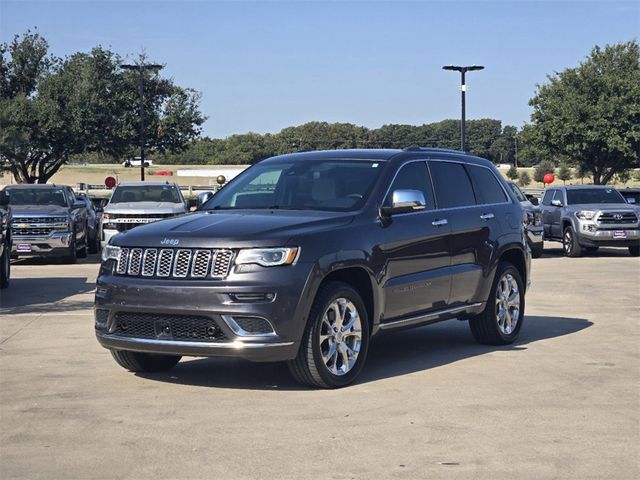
[[94, 262, 315, 362], [11, 231, 72, 256], [526, 226, 544, 246], [577, 225, 640, 247]]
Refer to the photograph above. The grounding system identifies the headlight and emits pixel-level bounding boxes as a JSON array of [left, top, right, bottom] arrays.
[[101, 244, 121, 262], [576, 210, 596, 220], [235, 247, 299, 267]]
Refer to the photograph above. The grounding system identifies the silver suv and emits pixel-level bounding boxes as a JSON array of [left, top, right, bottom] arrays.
[[100, 181, 188, 249], [540, 185, 640, 257]]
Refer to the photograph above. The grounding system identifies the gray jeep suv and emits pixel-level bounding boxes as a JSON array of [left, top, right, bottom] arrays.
[[540, 185, 640, 257], [95, 148, 531, 388]]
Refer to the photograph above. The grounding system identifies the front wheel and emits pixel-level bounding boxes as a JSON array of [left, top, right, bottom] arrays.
[[110, 350, 181, 373], [563, 226, 582, 257], [288, 282, 370, 388], [630, 246, 640, 257], [0, 242, 10, 289], [63, 237, 77, 264], [469, 262, 525, 345]]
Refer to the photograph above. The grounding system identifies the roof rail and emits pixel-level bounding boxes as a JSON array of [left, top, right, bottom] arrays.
[[402, 146, 466, 154]]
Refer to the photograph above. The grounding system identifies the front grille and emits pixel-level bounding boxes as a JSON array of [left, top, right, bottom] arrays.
[[597, 212, 638, 225], [113, 312, 227, 342], [13, 216, 67, 224], [108, 213, 174, 220], [13, 227, 54, 236], [115, 247, 233, 279]]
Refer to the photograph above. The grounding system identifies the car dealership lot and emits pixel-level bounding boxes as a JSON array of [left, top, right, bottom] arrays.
[[1, 249, 638, 480]]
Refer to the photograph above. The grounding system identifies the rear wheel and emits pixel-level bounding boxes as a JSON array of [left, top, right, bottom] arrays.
[[110, 350, 181, 373], [0, 241, 10, 289], [630, 246, 640, 257], [288, 282, 369, 388], [563, 226, 582, 257], [88, 232, 99, 254], [469, 262, 525, 345]]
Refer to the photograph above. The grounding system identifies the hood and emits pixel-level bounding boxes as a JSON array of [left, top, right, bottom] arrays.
[[112, 210, 355, 248], [104, 201, 186, 215], [10, 205, 69, 216]]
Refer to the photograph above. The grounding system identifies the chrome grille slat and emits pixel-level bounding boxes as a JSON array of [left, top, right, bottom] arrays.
[[116, 248, 130, 274], [191, 250, 212, 278], [157, 249, 174, 277], [114, 247, 232, 279], [141, 249, 158, 276], [173, 249, 192, 278], [127, 248, 143, 276]]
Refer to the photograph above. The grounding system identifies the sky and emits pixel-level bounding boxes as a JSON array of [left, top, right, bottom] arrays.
[[1, 0, 638, 138]]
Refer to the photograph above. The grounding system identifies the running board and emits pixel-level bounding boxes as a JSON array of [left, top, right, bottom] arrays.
[[379, 303, 483, 331]]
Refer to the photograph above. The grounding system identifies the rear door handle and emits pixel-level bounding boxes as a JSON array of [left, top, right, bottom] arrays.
[[480, 213, 495, 221], [432, 219, 448, 227]]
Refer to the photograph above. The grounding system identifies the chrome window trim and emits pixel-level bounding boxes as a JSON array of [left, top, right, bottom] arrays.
[[379, 157, 512, 219]]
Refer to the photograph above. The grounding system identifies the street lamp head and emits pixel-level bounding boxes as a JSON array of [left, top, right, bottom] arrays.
[[466, 65, 485, 71], [442, 65, 462, 72], [442, 65, 485, 72]]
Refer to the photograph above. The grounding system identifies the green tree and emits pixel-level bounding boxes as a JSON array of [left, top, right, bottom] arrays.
[[518, 171, 532, 187], [525, 40, 640, 184], [533, 160, 556, 184], [557, 164, 573, 184], [615, 169, 631, 185], [634, 170, 640, 182], [0, 31, 205, 183], [506, 165, 519, 181]]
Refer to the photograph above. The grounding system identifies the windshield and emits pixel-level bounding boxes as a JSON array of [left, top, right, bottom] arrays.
[[566, 188, 626, 205], [110, 185, 182, 204], [508, 183, 527, 202], [8, 188, 68, 207], [203, 160, 384, 212]]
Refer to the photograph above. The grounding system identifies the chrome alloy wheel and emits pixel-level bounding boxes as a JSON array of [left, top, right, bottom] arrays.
[[319, 298, 362, 376], [564, 230, 572, 255], [495, 273, 520, 335]]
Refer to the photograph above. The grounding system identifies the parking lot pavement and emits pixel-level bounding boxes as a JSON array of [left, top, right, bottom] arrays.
[[1, 248, 639, 480]]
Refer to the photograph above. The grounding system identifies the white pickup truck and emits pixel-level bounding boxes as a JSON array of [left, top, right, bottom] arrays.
[[100, 181, 188, 249]]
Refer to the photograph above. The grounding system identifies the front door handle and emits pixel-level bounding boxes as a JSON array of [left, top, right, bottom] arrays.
[[432, 219, 448, 227], [480, 213, 495, 221]]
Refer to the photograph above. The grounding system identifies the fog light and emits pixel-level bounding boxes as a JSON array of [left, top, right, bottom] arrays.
[[228, 292, 276, 303]]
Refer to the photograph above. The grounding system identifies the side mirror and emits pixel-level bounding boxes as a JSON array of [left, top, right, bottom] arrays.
[[529, 197, 539, 206], [0, 190, 9, 206], [381, 189, 426, 217], [551, 199, 563, 207], [197, 191, 214, 208]]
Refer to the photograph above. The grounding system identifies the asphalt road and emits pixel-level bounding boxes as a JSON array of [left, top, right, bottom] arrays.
[[1, 247, 639, 480]]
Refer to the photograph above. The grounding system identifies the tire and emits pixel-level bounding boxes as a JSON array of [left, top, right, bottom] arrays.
[[563, 226, 582, 257], [63, 237, 77, 264], [88, 231, 100, 254], [77, 242, 88, 259], [0, 242, 10, 289], [287, 281, 370, 389], [469, 262, 525, 345], [630, 246, 640, 257], [110, 350, 181, 373], [530, 242, 544, 259]]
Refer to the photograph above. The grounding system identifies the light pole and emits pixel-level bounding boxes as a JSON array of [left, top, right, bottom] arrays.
[[120, 62, 163, 181], [442, 64, 484, 152]]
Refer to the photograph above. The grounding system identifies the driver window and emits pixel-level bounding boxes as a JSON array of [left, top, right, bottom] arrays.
[[384, 161, 435, 210]]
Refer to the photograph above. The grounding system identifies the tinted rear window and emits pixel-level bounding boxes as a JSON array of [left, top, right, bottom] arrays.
[[566, 188, 626, 205], [467, 165, 508, 204], [428, 161, 476, 208]]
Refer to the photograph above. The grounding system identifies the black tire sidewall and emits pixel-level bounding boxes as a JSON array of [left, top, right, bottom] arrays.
[[310, 284, 370, 388], [0, 242, 9, 288]]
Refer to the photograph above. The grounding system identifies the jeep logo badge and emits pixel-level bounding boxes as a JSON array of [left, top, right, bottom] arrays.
[[160, 238, 180, 246]]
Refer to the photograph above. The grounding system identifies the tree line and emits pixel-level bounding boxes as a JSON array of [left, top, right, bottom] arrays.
[[1, 31, 638, 184]]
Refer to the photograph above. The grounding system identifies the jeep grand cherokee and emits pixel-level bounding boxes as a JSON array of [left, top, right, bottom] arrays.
[[95, 148, 530, 388]]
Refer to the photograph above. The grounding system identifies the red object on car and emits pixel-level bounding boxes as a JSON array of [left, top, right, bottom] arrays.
[[153, 170, 173, 176], [543, 173, 555, 184], [105, 176, 117, 189]]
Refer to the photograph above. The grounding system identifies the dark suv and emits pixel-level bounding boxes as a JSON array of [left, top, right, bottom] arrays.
[[96, 148, 530, 388]]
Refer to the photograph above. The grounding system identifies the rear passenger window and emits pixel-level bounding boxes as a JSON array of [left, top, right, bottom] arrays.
[[466, 165, 508, 204], [428, 161, 476, 208], [384, 161, 435, 210]]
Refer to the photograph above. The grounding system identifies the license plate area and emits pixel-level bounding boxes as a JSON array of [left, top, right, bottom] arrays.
[[613, 230, 627, 239], [16, 243, 32, 253]]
